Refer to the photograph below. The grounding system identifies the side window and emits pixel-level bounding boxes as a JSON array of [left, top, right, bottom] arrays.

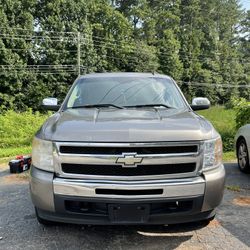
[[67, 85, 80, 108]]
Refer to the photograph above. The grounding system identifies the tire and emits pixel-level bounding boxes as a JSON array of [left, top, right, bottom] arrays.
[[200, 214, 216, 225], [35, 207, 57, 226], [237, 138, 250, 173], [206, 214, 215, 222], [185, 214, 215, 229]]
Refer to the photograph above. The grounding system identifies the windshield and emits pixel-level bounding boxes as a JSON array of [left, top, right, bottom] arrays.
[[66, 76, 187, 109]]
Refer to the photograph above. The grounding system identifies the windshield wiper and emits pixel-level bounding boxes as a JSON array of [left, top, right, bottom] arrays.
[[70, 104, 124, 109], [124, 104, 173, 109]]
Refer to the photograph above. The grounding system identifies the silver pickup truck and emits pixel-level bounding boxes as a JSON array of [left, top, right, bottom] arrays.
[[30, 72, 225, 225]]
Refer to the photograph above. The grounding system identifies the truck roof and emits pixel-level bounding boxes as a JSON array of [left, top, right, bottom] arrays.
[[79, 72, 172, 80]]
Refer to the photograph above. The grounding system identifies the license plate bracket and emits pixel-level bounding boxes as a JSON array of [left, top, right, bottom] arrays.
[[108, 204, 150, 223]]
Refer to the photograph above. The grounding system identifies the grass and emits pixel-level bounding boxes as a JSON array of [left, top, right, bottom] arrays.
[[0, 110, 50, 158], [223, 151, 236, 162], [226, 185, 241, 192], [198, 106, 236, 132], [0, 146, 32, 158], [198, 106, 236, 162]]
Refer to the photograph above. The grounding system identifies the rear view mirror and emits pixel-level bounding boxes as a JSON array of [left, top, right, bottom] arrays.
[[42, 98, 60, 111], [191, 97, 210, 111]]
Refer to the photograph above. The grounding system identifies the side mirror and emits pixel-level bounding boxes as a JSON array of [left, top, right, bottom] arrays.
[[42, 98, 60, 111], [191, 97, 210, 111]]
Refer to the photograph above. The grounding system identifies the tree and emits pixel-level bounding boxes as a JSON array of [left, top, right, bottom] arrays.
[[0, 0, 249, 112], [238, 10, 250, 100], [0, 0, 37, 111]]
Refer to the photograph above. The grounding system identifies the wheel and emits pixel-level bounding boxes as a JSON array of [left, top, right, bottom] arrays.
[[199, 214, 216, 226], [206, 214, 215, 223], [237, 138, 250, 173], [35, 207, 57, 226], [183, 213, 216, 229]]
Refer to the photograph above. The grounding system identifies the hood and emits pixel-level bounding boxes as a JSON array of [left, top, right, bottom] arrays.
[[37, 108, 217, 142]]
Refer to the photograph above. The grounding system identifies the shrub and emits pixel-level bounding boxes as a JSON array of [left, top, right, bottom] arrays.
[[225, 97, 246, 110], [234, 99, 250, 129], [220, 129, 235, 152], [0, 109, 50, 149]]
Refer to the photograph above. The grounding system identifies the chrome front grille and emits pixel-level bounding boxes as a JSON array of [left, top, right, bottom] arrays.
[[61, 163, 196, 176], [53, 142, 203, 181], [59, 145, 198, 155]]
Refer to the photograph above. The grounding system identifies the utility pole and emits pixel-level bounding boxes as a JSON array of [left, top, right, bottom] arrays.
[[77, 32, 81, 75]]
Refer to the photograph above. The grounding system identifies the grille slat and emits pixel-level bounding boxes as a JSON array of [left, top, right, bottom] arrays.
[[61, 163, 196, 176], [59, 145, 198, 155]]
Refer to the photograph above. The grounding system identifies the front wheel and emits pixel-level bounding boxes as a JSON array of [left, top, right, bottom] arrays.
[[237, 139, 250, 173], [199, 214, 216, 226]]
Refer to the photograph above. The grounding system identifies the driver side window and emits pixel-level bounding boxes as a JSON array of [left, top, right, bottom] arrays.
[[67, 85, 81, 108]]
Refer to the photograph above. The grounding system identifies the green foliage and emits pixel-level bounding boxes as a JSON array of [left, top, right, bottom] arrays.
[[0, 110, 50, 149], [225, 97, 246, 109], [0, 0, 249, 113], [0, 146, 31, 158], [0, 0, 37, 111], [234, 99, 250, 129], [220, 129, 236, 152], [198, 106, 236, 152], [223, 151, 236, 162]]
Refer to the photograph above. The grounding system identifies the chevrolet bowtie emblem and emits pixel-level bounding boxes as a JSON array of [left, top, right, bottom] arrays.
[[116, 153, 143, 167]]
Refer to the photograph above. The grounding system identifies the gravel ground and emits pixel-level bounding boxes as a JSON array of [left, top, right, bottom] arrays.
[[0, 163, 249, 250]]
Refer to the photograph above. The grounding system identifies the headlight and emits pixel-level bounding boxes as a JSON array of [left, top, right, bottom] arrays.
[[203, 137, 223, 170], [32, 137, 54, 172]]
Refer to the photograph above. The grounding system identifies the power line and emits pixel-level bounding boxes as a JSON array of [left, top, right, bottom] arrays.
[[177, 81, 250, 88], [0, 27, 77, 34], [0, 65, 80, 73], [0, 28, 238, 58], [0, 64, 86, 72], [0, 66, 248, 88], [0, 48, 78, 52], [84, 34, 243, 58], [0, 31, 249, 64], [87, 52, 249, 80], [82, 46, 250, 71], [83, 50, 250, 78], [0, 29, 247, 62], [0, 71, 77, 74], [82, 38, 250, 64], [0, 36, 74, 42], [0, 33, 74, 39], [0, 64, 77, 68], [0, 29, 249, 78]]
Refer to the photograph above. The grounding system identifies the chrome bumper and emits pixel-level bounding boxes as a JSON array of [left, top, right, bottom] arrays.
[[30, 164, 225, 214], [53, 177, 205, 199]]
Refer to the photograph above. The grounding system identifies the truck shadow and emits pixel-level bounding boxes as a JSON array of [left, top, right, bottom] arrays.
[[39, 221, 209, 249], [45, 222, 203, 249], [61, 220, 209, 234]]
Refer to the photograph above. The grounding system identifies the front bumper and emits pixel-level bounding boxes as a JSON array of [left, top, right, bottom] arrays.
[[30, 164, 225, 225]]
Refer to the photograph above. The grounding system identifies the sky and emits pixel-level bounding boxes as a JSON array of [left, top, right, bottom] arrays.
[[241, 0, 250, 10]]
